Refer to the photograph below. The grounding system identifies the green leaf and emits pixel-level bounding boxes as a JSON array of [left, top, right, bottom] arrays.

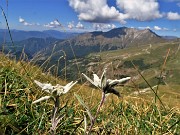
[[74, 93, 93, 121]]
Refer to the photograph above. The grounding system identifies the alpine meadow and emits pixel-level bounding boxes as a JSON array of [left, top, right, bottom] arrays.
[[0, 0, 180, 135]]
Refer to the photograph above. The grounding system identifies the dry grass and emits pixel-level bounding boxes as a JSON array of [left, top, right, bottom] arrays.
[[0, 53, 179, 134]]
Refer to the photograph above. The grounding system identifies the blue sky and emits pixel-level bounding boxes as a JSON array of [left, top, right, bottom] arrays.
[[0, 0, 180, 37]]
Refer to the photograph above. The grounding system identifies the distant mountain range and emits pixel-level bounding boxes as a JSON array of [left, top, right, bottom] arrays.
[[1, 27, 179, 62], [37, 27, 168, 60], [31, 27, 179, 80], [1, 27, 179, 79], [1, 37, 61, 59], [0, 29, 79, 42], [161, 36, 178, 40]]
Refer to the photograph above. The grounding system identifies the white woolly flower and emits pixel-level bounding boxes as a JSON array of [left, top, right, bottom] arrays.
[[33, 80, 78, 104], [34, 80, 54, 93], [32, 96, 51, 104], [54, 81, 78, 96], [82, 68, 131, 97]]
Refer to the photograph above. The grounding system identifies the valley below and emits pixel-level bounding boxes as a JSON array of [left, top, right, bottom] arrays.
[[0, 27, 180, 134], [1, 28, 180, 107]]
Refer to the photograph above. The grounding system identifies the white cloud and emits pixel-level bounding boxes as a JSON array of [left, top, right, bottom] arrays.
[[68, 22, 74, 29], [138, 26, 151, 29], [50, 20, 61, 26], [44, 24, 56, 28], [153, 26, 169, 31], [154, 26, 162, 31], [68, 0, 127, 24], [111, 24, 116, 29], [167, 12, 180, 20], [116, 0, 162, 21], [93, 23, 117, 30], [19, 17, 25, 23], [19, 16, 33, 26], [68, 0, 162, 24], [138, 26, 168, 31], [23, 22, 33, 26], [76, 22, 84, 29], [163, 27, 169, 31], [44, 20, 62, 28]]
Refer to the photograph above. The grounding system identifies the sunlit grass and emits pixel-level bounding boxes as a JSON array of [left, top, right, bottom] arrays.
[[0, 53, 179, 134]]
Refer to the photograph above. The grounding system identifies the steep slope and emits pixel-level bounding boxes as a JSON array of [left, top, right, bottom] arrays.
[[73, 27, 163, 49], [67, 41, 180, 86], [0, 29, 50, 42], [35, 27, 167, 68], [0, 51, 179, 134], [1, 37, 61, 59]]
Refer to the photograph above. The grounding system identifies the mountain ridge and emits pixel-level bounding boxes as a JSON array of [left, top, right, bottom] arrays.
[[0, 29, 79, 42], [32, 27, 173, 76], [38, 27, 167, 59]]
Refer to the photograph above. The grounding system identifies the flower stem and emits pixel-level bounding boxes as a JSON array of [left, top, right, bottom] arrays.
[[51, 96, 60, 135], [88, 92, 106, 134]]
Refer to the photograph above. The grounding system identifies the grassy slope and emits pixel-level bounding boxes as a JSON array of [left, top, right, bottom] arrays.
[[0, 42, 180, 134], [67, 41, 180, 108], [100, 41, 180, 108]]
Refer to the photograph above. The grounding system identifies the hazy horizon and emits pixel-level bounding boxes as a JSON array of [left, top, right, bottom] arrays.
[[0, 0, 180, 37]]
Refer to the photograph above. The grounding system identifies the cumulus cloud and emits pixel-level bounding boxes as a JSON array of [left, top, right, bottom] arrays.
[[93, 23, 117, 30], [19, 16, 33, 26], [116, 0, 162, 21], [76, 22, 84, 29], [154, 26, 162, 31], [138, 26, 169, 31], [68, 0, 162, 24], [163, 27, 169, 31], [111, 24, 116, 29], [138, 26, 151, 29], [44, 20, 62, 28], [153, 26, 169, 31], [167, 12, 180, 20], [19, 17, 25, 23], [68, 22, 74, 29], [44, 24, 55, 28], [68, 0, 127, 24], [23, 22, 33, 26]]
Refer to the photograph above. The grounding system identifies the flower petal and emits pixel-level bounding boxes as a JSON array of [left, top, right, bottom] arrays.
[[54, 84, 63, 95], [82, 73, 98, 87], [93, 74, 100, 87], [100, 68, 107, 88], [108, 77, 131, 86], [34, 80, 44, 88], [63, 81, 78, 94], [34, 80, 53, 93], [32, 96, 51, 104]]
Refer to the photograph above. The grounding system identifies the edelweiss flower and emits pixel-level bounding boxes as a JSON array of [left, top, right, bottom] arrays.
[[54, 81, 78, 96], [82, 68, 131, 97], [32, 80, 77, 104], [34, 80, 54, 93]]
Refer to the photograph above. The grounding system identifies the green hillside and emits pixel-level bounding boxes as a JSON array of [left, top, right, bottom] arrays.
[[0, 41, 180, 134], [66, 41, 180, 107]]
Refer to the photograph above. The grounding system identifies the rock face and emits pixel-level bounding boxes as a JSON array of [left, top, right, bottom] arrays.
[[38, 27, 165, 60], [71, 27, 162, 49]]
